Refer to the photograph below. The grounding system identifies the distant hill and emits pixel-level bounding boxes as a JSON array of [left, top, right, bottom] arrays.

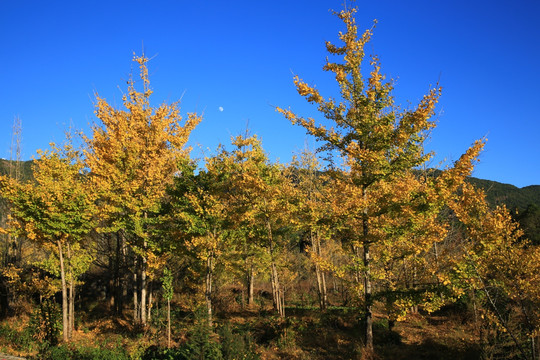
[[0, 159, 34, 182], [467, 177, 540, 211]]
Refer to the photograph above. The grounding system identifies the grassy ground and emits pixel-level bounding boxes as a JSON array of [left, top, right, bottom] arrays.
[[0, 300, 482, 359]]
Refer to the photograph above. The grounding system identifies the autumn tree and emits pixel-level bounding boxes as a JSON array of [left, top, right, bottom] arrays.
[[225, 134, 295, 318], [84, 54, 201, 325], [0, 116, 24, 317], [289, 149, 332, 311], [0, 141, 97, 342], [277, 7, 484, 350], [448, 183, 540, 359], [167, 156, 232, 326]]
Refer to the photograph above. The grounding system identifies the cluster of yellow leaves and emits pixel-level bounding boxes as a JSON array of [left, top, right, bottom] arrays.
[[276, 5, 495, 327], [2, 264, 59, 299], [84, 54, 201, 236], [448, 182, 540, 338]]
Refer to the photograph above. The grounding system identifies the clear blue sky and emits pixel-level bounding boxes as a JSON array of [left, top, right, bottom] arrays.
[[1, 0, 539, 187]]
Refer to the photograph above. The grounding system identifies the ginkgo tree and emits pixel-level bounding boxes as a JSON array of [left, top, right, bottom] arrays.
[[167, 156, 232, 326], [289, 149, 333, 311], [448, 182, 540, 358], [277, 6, 484, 350], [84, 54, 201, 325], [0, 141, 97, 342], [225, 134, 295, 318]]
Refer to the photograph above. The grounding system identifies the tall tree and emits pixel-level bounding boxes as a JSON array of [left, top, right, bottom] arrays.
[[0, 116, 24, 317], [226, 134, 294, 318], [84, 54, 201, 324], [290, 149, 331, 311], [449, 183, 540, 358], [277, 7, 483, 350], [168, 157, 232, 326], [0, 141, 97, 341]]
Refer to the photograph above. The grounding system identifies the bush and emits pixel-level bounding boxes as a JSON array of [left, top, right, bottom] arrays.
[[218, 322, 259, 360], [30, 343, 129, 360], [27, 300, 61, 347]]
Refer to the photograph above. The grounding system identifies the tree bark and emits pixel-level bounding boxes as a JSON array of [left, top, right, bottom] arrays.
[[113, 231, 123, 314], [133, 257, 139, 323], [247, 262, 254, 307], [57, 240, 69, 342], [67, 242, 74, 338], [267, 220, 284, 318], [167, 297, 171, 348], [141, 252, 147, 325], [141, 213, 148, 325], [363, 186, 373, 351], [312, 230, 327, 311], [363, 242, 373, 350], [147, 280, 153, 323], [205, 253, 214, 327]]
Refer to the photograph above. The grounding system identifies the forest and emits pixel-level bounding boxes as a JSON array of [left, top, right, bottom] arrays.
[[1, 7, 539, 360]]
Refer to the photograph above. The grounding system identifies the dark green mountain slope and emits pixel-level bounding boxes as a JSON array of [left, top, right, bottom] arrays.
[[467, 177, 540, 211], [0, 159, 33, 181]]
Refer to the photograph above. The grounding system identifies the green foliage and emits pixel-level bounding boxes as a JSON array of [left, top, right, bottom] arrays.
[[515, 203, 540, 245], [27, 299, 61, 347], [31, 343, 129, 360], [142, 311, 260, 360], [0, 321, 34, 352], [218, 322, 259, 360], [162, 267, 174, 301], [0, 159, 34, 181], [179, 308, 223, 360]]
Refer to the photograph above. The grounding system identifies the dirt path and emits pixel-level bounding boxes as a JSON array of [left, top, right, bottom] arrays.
[[0, 353, 26, 360]]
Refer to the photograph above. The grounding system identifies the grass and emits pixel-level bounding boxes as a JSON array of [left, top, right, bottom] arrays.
[[0, 300, 483, 360]]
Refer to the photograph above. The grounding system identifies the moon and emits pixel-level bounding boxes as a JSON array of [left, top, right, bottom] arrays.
[[218, 106, 224, 112]]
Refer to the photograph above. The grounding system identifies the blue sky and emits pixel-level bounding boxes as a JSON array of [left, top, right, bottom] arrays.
[[1, 0, 539, 188]]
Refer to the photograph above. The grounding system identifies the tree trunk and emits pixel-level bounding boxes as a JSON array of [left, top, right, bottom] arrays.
[[121, 236, 128, 310], [267, 220, 284, 318], [69, 279, 75, 337], [246, 261, 254, 307], [67, 243, 74, 338], [133, 257, 139, 323], [363, 242, 373, 350], [362, 186, 373, 351], [108, 237, 115, 309], [312, 230, 327, 311], [270, 261, 284, 317], [205, 254, 214, 327], [114, 231, 122, 314], [57, 240, 69, 342], [141, 242, 148, 325], [167, 298, 171, 348], [147, 280, 153, 323]]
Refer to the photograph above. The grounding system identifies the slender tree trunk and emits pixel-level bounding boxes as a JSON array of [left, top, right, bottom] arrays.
[[270, 261, 284, 317], [267, 220, 284, 318], [133, 257, 139, 323], [205, 253, 214, 327], [362, 186, 373, 351], [114, 231, 122, 314], [69, 280, 75, 337], [312, 230, 327, 311], [363, 242, 373, 350], [57, 240, 69, 342], [67, 243, 74, 338], [141, 240, 148, 325], [167, 297, 171, 348], [246, 260, 254, 307], [147, 280, 153, 323], [121, 236, 128, 309], [108, 236, 115, 309]]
